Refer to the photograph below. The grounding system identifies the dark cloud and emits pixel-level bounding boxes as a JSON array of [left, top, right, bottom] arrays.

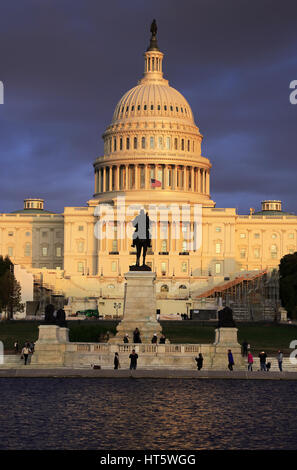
[[0, 0, 297, 214]]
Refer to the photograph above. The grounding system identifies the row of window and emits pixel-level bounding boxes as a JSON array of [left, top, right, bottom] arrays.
[[116, 103, 189, 117], [6, 245, 62, 257], [239, 245, 294, 259], [239, 232, 295, 239], [104, 136, 195, 153], [7, 231, 63, 238], [108, 239, 189, 252]]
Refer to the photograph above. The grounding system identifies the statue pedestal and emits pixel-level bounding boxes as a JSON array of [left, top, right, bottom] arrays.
[[31, 325, 69, 366], [110, 271, 162, 343], [212, 327, 245, 369]]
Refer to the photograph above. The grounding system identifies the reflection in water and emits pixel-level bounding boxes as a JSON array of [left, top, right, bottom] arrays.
[[0, 378, 296, 450]]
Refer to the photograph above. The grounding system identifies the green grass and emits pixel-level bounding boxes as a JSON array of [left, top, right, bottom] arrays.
[[1, 320, 296, 355], [161, 323, 214, 344]]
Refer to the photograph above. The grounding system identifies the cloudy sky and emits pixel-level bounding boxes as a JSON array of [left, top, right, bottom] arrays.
[[0, 0, 296, 214]]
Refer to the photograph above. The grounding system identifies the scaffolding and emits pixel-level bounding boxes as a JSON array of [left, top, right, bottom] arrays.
[[197, 270, 280, 321]]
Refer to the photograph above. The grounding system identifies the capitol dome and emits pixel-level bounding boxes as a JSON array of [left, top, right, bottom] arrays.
[[93, 21, 215, 208]]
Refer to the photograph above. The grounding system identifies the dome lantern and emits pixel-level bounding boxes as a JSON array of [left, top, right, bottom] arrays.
[[141, 19, 165, 85]]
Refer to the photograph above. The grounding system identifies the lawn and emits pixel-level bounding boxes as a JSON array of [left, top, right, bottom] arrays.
[[0, 320, 296, 355]]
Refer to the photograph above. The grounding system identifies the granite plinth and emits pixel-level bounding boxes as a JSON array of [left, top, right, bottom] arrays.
[[110, 271, 162, 343]]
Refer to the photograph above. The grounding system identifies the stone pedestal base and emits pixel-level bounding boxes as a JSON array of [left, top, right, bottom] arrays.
[[212, 327, 245, 370], [110, 271, 162, 343], [31, 325, 69, 366]]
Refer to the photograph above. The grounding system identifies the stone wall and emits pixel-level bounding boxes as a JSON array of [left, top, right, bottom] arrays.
[[31, 325, 245, 370]]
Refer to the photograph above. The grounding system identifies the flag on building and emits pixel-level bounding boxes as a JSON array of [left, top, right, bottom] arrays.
[[151, 178, 162, 188]]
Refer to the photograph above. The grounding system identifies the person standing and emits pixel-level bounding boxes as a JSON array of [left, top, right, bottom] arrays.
[[21, 343, 31, 366], [133, 328, 141, 343], [277, 350, 283, 372], [259, 351, 267, 371], [247, 351, 254, 371], [123, 334, 129, 343], [114, 352, 120, 370], [14, 340, 19, 354], [195, 353, 203, 371], [151, 333, 157, 344], [159, 334, 166, 344], [228, 349, 234, 371], [129, 349, 138, 370]]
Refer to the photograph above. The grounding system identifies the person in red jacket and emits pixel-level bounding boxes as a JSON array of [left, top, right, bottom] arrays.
[[247, 352, 254, 371]]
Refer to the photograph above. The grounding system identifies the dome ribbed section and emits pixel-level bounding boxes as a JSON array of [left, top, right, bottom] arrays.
[[112, 83, 195, 125]]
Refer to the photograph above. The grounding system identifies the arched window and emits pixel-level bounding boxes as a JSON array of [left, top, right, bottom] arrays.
[[174, 138, 178, 150], [141, 137, 146, 149], [181, 139, 185, 151], [161, 285, 169, 292], [134, 137, 137, 149], [126, 137, 130, 150], [120, 137, 123, 150]]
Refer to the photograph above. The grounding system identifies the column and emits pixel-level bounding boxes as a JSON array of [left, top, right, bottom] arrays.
[[171, 165, 175, 190], [109, 166, 113, 192], [135, 165, 139, 190], [201, 170, 204, 193], [175, 165, 179, 189], [182, 166, 185, 190], [197, 168, 201, 193], [144, 165, 150, 189], [165, 165, 170, 190], [103, 167, 106, 192], [206, 170, 210, 195], [116, 165, 121, 191], [190, 167, 194, 192], [125, 165, 128, 190]]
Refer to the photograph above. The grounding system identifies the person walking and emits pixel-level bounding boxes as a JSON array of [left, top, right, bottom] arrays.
[[21, 343, 31, 366], [195, 353, 203, 371], [259, 351, 267, 371], [277, 350, 283, 372], [114, 352, 120, 370], [123, 334, 129, 344], [151, 333, 157, 344], [129, 349, 138, 370], [14, 340, 19, 354], [247, 351, 254, 372], [228, 349, 234, 371]]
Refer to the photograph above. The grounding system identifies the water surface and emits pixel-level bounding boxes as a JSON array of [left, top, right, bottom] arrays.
[[0, 378, 296, 450]]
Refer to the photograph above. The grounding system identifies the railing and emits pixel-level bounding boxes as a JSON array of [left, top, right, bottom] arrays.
[[73, 343, 209, 355]]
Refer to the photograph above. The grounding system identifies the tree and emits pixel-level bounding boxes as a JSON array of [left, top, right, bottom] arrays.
[[0, 256, 24, 320], [279, 252, 297, 319]]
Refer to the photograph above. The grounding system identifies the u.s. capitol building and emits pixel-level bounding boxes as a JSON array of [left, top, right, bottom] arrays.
[[0, 25, 295, 318]]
